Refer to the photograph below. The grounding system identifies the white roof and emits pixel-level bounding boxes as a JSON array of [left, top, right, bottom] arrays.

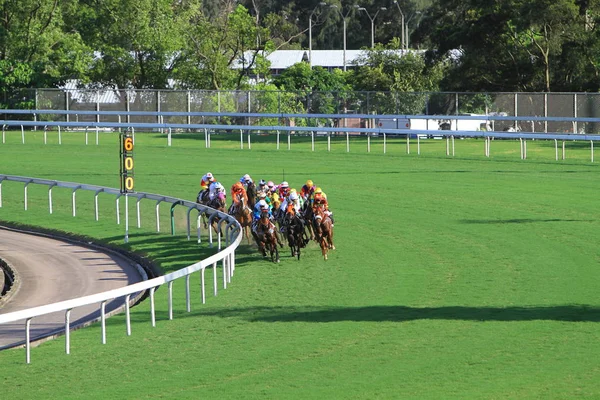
[[234, 49, 414, 70], [235, 49, 404, 70], [270, 50, 368, 69]]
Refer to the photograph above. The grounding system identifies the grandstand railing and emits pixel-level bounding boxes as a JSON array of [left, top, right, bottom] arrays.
[[0, 175, 242, 364]]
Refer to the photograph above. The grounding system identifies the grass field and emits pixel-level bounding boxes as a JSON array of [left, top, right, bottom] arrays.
[[1, 130, 600, 399]]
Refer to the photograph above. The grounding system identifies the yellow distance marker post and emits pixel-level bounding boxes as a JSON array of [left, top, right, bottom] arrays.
[[120, 131, 134, 242]]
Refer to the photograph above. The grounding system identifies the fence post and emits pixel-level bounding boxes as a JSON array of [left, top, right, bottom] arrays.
[[544, 93, 548, 133], [157, 90, 161, 125], [187, 90, 192, 126], [574, 93, 578, 134], [65, 91, 70, 123], [514, 93, 518, 131]]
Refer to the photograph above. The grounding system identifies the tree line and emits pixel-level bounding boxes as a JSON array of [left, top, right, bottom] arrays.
[[1, 0, 599, 110]]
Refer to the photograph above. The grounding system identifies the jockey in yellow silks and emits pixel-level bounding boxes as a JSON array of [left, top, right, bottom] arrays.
[[313, 187, 334, 225]]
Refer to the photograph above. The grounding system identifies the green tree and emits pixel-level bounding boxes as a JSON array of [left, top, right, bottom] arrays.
[[419, 0, 585, 92], [0, 0, 92, 105], [273, 62, 350, 115], [72, 0, 183, 89], [174, 2, 270, 90]]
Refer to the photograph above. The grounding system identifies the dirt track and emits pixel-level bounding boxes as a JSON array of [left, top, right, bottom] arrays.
[[0, 228, 144, 349]]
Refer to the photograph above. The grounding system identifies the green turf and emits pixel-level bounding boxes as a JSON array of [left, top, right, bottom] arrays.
[[1, 130, 600, 399]]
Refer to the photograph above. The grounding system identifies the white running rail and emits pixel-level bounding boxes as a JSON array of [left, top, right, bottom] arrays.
[[0, 175, 242, 363]]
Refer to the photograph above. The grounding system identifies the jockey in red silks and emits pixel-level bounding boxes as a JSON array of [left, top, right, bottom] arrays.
[[278, 181, 290, 201], [197, 172, 216, 203], [200, 172, 216, 190]]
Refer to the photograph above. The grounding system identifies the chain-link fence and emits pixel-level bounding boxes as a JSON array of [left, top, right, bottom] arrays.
[[12, 89, 600, 133]]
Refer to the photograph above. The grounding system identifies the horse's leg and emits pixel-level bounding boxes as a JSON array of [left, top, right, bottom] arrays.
[[320, 237, 328, 260], [306, 222, 314, 240], [288, 233, 295, 257], [259, 239, 267, 257], [245, 225, 251, 244], [273, 237, 280, 263]]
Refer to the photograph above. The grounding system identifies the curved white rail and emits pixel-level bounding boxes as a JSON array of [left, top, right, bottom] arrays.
[[0, 175, 242, 363]]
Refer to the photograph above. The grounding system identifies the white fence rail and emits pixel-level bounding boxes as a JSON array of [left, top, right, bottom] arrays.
[[0, 175, 242, 363], [2, 112, 600, 161]]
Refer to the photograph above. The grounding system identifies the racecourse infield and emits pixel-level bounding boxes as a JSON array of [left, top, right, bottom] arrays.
[[0, 131, 599, 399]]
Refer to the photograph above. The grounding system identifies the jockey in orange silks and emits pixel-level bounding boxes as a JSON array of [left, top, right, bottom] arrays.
[[231, 182, 248, 205]]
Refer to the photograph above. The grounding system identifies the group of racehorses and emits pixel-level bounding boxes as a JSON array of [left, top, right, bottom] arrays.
[[197, 180, 335, 262]]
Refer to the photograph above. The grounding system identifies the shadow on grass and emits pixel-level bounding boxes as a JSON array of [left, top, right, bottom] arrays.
[[101, 231, 260, 273], [461, 218, 591, 224], [130, 305, 600, 324]]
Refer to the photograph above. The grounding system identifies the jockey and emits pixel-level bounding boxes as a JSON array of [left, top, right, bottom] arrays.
[[200, 172, 216, 190], [268, 183, 280, 209], [313, 187, 334, 225], [252, 199, 274, 235], [257, 190, 272, 208], [230, 182, 247, 204], [257, 179, 268, 194], [198, 172, 216, 203], [278, 181, 290, 201], [208, 181, 225, 202], [253, 199, 272, 221], [300, 179, 315, 203], [289, 188, 303, 208], [281, 191, 302, 215], [228, 182, 247, 214], [240, 174, 253, 187]]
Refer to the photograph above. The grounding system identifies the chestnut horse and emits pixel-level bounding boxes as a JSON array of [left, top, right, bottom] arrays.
[[313, 205, 335, 260], [255, 210, 280, 263], [230, 192, 252, 244]]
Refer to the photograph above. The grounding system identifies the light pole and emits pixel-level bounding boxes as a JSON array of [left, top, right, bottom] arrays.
[[309, 2, 327, 69], [393, 0, 405, 51], [358, 7, 387, 48], [330, 4, 360, 72], [405, 11, 422, 50]]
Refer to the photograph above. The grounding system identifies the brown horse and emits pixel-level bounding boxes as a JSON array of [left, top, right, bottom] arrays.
[[302, 201, 315, 240], [199, 190, 227, 234], [255, 210, 280, 263], [282, 203, 309, 259], [313, 205, 335, 260], [246, 181, 257, 210], [230, 192, 252, 244]]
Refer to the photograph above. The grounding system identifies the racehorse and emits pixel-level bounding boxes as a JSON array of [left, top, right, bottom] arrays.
[[197, 188, 226, 233], [313, 204, 335, 260], [246, 181, 257, 209], [282, 203, 308, 259], [255, 209, 280, 263], [230, 192, 252, 244], [302, 201, 315, 240]]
